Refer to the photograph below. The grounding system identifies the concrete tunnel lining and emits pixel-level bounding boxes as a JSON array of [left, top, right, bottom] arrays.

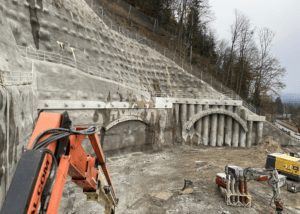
[[185, 108, 248, 132], [103, 115, 150, 131]]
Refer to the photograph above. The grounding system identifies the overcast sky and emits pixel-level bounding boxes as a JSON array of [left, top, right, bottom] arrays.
[[209, 0, 300, 95]]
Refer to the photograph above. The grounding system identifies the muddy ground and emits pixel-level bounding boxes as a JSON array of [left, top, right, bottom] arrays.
[[59, 140, 300, 214]]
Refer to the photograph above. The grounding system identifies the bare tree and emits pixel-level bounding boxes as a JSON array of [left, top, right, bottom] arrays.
[[242, 41, 259, 97], [235, 18, 255, 95], [252, 28, 286, 106], [225, 9, 248, 87], [214, 38, 229, 74]]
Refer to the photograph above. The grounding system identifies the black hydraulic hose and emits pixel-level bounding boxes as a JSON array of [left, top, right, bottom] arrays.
[[39, 148, 57, 214], [31, 127, 98, 150]]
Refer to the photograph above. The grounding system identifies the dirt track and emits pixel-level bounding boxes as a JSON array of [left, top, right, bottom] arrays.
[[59, 141, 300, 214]]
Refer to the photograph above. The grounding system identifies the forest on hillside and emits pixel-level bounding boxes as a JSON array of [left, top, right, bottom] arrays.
[[274, 96, 300, 124], [121, 0, 287, 114]]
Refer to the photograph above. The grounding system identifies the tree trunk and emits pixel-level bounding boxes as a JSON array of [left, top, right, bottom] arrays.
[[142, 0, 146, 13]]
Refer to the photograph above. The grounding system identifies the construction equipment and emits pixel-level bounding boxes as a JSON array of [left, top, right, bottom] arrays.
[[216, 165, 251, 208], [180, 179, 194, 194], [0, 111, 118, 214], [290, 152, 300, 158], [182, 179, 194, 191], [244, 167, 283, 214], [291, 116, 300, 134], [266, 153, 300, 181], [287, 182, 300, 193], [216, 165, 284, 214]]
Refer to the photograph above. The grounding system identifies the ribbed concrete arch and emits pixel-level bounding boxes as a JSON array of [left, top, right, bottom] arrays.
[[186, 109, 248, 132], [104, 116, 149, 131]]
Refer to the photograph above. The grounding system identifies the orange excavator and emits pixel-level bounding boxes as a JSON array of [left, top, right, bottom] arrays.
[[0, 111, 118, 214]]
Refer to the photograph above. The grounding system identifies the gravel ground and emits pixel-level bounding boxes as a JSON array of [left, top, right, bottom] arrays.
[[59, 141, 300, 214]]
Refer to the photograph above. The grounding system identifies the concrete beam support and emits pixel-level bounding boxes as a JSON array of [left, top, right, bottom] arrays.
[[180, 104, 187, 145], [232, 107, 240, 147], [195, 105, 202, 145], [225, 105, 233, 147], [180, 104, 187, 123], [210, 105, 218, 147], [239, 109, 246, 147], [188, 104, 195, 121], [202, 104, 209, 146], [188, 104, 195, 145], [174, 103, 179, 124], [256, 121, 263, 145], [247, 115, 265, 122], [246, 121, 253, 148], [239, 130, 246, 147], [217, 105, 225, 146]]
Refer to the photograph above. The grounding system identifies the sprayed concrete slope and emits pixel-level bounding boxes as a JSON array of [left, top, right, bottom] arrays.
[[0, 4, 38, 207], [0, 0, 298, 212], [6, 0, 220, 100]]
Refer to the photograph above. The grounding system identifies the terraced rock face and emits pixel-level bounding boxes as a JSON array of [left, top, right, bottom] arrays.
[[4, 0, 221, 101]]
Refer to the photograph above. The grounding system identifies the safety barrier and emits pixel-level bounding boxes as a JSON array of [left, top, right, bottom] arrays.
[[0, 70, 33, 86], [17, 46, 120, 84]]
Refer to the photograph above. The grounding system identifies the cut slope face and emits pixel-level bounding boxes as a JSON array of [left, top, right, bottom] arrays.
[[0, 5, 38, 208], [5, 0, 221, 101]]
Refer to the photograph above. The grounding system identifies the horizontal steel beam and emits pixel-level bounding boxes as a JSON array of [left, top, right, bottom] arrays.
[[38, 100, 172, 110], [153, 97, 243, 106]]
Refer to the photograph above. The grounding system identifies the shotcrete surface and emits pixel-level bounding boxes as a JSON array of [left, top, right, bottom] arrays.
[[59, 142, 300, 214]]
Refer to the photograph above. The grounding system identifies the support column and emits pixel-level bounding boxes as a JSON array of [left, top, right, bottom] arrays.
[[180, 104, 187, 124], [246, 121, 253, 148], [202, 104, 209, 146], [195, 105, 202, 145], [210, 105, 218, 147], [174, 103, 179, 124], [225, 105, 233, 147], [256, 121, 263, 145], [232, 106, 240, 147], [239, 109, 247, 147], [217, 105, 225, 146], [188, 104, 195, 145], [180, 104, 187, 145], [188, 104, 195, 121], [239, 130, 246, 147]]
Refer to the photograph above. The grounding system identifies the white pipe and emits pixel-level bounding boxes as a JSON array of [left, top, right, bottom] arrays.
[[0, 84, 9, 194]]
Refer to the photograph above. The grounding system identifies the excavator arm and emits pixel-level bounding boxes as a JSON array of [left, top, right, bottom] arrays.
[[0, 111, 118, 214], [244, 168, 283, 214]]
